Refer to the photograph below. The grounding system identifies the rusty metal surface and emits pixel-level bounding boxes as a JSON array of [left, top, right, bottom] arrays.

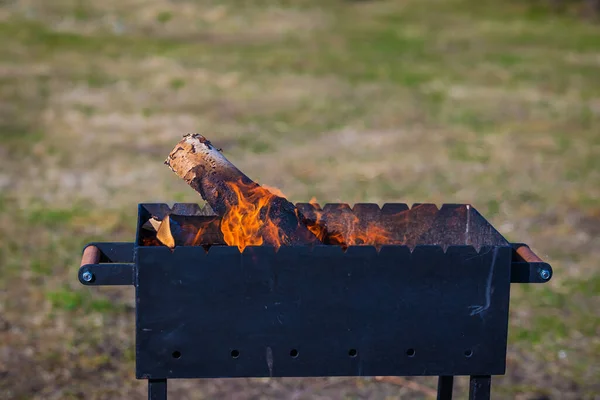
[[80, 245, 100, 267], [510, 243, 552, 283], [514, 244, 544, 263]]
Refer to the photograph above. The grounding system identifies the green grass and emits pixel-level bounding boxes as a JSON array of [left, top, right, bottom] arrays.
[[46, 287, 127, 313], [0, 0, 599, 398]]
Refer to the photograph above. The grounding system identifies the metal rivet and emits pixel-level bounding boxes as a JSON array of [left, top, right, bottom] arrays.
[[539, 269, 550, 280], [82, 271, 93, 282]]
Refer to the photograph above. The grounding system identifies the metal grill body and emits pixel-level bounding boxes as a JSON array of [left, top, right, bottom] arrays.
[[78, 203, 553, 400]]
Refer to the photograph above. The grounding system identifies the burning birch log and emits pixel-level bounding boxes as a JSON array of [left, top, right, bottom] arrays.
[[164, 134, 320, 249]]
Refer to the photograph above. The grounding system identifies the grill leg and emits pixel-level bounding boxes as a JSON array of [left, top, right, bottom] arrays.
[[436, 376, 454, 400], [469, 375, 491, 400], [149, 379, 167, 400]]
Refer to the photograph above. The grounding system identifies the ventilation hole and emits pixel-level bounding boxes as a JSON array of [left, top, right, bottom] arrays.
[[348, 349, 358, 358], [464, 349, 473, 358], [290, 349, 299, 358], [231, 350, 240, 359], [172, 351, 181, 359], [406, 348, 416, 357]]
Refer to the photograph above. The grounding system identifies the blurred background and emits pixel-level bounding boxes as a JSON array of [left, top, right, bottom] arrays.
[[0, 0, 599, 399]]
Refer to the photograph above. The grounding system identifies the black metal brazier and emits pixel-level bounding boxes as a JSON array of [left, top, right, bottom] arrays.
[[78, 203, 553, 400]]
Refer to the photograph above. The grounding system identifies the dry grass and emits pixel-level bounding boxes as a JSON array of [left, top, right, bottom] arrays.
[[0, 0, 599, 399]]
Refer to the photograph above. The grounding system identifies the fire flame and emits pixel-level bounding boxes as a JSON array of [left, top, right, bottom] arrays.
[[351, 223, 394, 246], [148, 192, 401, 250], [306, 213, 327, 242], [303, 198, 398, 248], [220, 180, 289, 252]]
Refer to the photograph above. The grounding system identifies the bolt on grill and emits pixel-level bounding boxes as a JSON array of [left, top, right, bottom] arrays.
[[78, 202, 553, 400]]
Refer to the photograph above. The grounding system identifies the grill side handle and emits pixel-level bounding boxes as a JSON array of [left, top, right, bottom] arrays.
[[78, 243, 135, 286], [510, 243, 553, 284]]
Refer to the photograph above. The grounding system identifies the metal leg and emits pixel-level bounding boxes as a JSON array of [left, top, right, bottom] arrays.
[[469, 375, 491, 400], [437, 376, 454, 400], [149, 379, 167, 400]]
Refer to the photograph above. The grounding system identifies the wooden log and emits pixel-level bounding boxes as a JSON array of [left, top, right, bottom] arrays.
[[164, 134, 320, 248], [157, 215, 225, 248]]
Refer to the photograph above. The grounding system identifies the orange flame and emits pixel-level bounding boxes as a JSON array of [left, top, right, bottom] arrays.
[[306, 211, 327, 242], [149, 193, 401, 250], [220, 180, 289, 252], [351, 223, 393, 246], [303, 197, 397, 248]]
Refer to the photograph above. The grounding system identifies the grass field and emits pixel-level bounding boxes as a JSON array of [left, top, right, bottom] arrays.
[[0, 0, 599, 399]]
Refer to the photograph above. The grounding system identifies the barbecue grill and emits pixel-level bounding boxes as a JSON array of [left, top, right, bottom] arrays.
[[78, 202, 553, 400]]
